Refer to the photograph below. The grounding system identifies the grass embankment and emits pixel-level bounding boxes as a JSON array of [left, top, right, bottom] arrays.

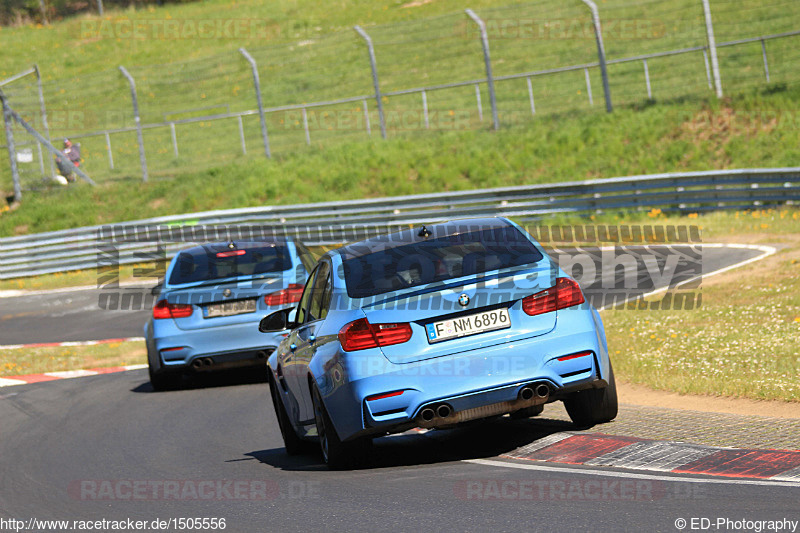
[[600, 209, 800, 402], [3, 84, 800, 236], [2, 210, 798, 404], [1, 0, 798, 189]]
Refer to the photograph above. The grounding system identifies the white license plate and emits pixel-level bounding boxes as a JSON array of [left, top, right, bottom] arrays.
[[206, 299, 257, 318], [425, 308, 511, 343]]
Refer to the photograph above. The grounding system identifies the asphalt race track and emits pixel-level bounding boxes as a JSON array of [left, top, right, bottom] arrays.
[[1, 243, 797, 532], [1, 369, 798, 533]]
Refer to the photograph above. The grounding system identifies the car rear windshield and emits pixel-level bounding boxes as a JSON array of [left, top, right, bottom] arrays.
[[168, 245, 291, 285], [342, 227, 543, 298]]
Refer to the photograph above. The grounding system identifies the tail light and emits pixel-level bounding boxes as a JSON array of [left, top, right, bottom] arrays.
[[522, 277, 585, 316], [153, 300, 193, 319], [264, 284, 304, 306], [338, 318, 412, 352]]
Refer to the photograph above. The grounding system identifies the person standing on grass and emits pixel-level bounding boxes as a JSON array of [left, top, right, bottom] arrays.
[[56, 138, 81, 183]]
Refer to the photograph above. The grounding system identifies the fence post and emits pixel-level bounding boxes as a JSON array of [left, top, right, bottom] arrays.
[[474, 84, 483, 122], [583, 67, 594, 106], [237, 115, 247, 155], [701, 0, 723, 98], [33, 64, 55, 178], [362, 99, 372, 136], [421, 90, 429, 129], [643, 59, 652, 99], [354, 26, 387, 139], [302, 108, 311, 145], [238, 48, 271, 158], [465, 9, 499, 130], [118, 66, 148, 183], [526, 77, 535, 115], [97, 0, 104, 16], [169, 122, 179, 158], [580, 0, 612, 112], [702, 49, 712, 89], [760, 39, 770, 82], [1, 92, 22, 203], [104, 132, 114, 169]]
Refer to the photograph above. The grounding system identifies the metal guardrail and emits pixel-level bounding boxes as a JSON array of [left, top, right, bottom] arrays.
[[0, 167, 798, 280]]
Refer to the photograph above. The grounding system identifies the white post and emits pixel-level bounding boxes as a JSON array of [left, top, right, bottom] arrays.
[[421, 90, 429, 129], [701, 0, 723, 98], [526, 77, 535, 115], [302, 108, 311, 145], [584, 67, 594, 106]]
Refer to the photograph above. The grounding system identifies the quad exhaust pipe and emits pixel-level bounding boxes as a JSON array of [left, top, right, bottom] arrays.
[[416, 383, 551, 427]]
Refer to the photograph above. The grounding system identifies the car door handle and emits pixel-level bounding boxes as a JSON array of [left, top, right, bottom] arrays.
[[290, 343, 297, 352]]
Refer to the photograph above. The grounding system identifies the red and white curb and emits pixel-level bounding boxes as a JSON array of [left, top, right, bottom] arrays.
[[0, 336, 144, 351], [495, 432, 800, 482], [0, 364, 148, 387]]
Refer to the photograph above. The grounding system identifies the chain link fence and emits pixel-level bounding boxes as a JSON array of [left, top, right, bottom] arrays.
[[2, 0, 799, 195]]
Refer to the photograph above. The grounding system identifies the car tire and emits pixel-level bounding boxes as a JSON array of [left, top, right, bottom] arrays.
[[509, 404, 544, 419], [148, 364, 180, 391], [311, 384, 371, 470], [564, 362, 619, 427], [269, 373, 304, 455]]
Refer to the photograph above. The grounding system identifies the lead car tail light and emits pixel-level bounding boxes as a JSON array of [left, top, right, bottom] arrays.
[[522, 277, 585, 316], [153, 300, 193, 319], [264, 284, 304, 306], [338, 318, 413, 352]]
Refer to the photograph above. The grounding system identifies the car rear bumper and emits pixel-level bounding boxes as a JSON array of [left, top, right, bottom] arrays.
[[151, 320, 287, 371], [320, 307, 610, 441]]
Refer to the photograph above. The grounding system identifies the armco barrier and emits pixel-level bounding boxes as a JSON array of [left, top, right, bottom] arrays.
[[0, 168, 797, 280]]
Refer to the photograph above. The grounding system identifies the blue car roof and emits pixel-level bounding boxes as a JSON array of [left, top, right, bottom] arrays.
[[334, 217, 516, 261]]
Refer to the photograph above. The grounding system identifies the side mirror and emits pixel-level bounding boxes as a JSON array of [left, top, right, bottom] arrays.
[[259, 308, 295, 332], [151, 283, 162, 296]]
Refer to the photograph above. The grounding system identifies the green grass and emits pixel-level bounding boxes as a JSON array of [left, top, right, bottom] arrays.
[[0, 340, 145, 377], [3, 84, 800, 236], [545, 208, 800, 403], [1, 0, 798, 190], [592, 208, 800, 402]]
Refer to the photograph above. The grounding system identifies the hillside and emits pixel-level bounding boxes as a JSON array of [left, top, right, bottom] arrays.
[[0, 0, 798, 235]]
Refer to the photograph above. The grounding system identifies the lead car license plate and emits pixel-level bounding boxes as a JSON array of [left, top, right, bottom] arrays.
[[425, 308, 511, 343], [206, 299, 257, 318]]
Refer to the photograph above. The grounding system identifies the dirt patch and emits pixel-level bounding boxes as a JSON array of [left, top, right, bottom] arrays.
[[619, 379, 800, 419], [149, 198, 166, 210], [682, 106, 778, 142], [402, 0, 434, 7]]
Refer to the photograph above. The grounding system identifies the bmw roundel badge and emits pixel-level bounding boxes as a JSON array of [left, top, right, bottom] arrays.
[[223, 288, 232, 298], [458, 293, 470, 307]]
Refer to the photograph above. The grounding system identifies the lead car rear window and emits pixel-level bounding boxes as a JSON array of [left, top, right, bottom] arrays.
[[168, 245, 291, 285], [343, 227, 543, 298]]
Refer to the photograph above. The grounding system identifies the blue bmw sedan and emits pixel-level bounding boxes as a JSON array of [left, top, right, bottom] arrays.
[[260, 218, 617, 468], [145, 239, 314, 390]]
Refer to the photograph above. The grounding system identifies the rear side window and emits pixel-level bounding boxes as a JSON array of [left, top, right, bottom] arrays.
[[342, 226, 543, 298], [168, 245, 291, 285], [293, 241, 317, 273]]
